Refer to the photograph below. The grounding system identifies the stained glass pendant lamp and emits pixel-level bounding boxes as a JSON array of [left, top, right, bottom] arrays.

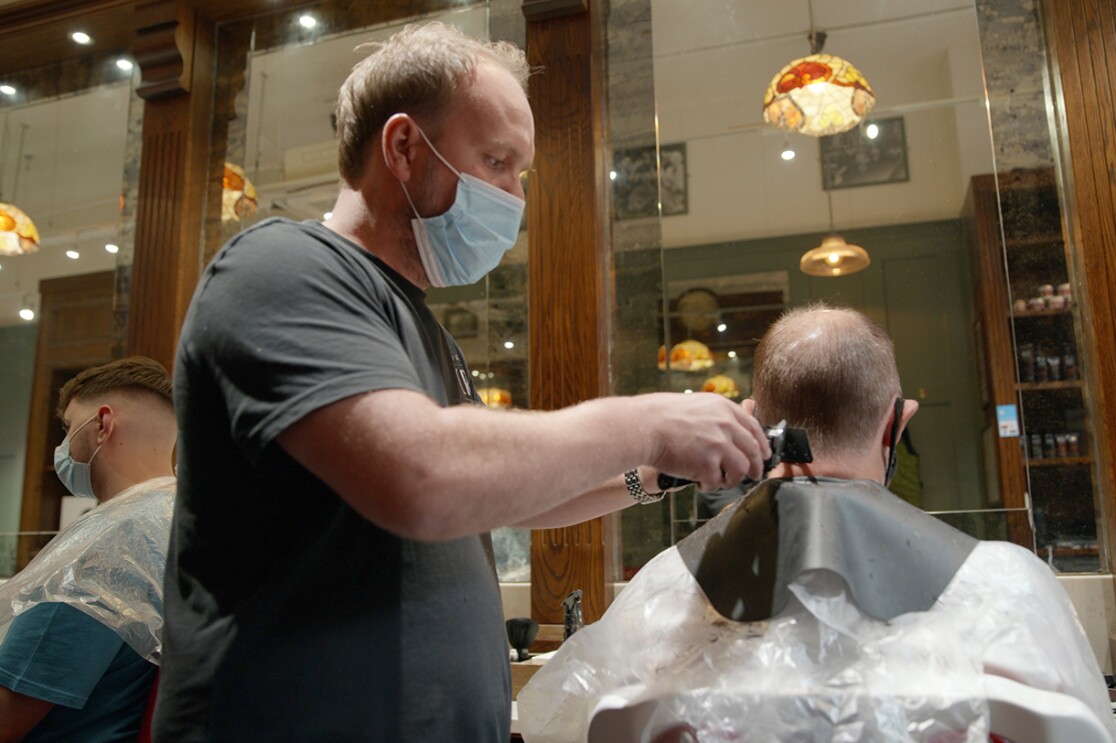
[[0, 202, 39, 256], [800, 192, 870, 277], [222, 162, 259, 223], [1, 123, 40, 256], [762, 25, 875, 137]]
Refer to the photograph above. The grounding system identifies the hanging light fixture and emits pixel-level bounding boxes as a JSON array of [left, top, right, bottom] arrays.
[[800, 192, 870, 277], [0, 122, 41, 256], [762, 3, 875, 137], [221, 162, 259, 223]]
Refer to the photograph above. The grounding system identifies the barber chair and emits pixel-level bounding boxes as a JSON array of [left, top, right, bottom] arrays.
[[586, 675, 1112, 743]]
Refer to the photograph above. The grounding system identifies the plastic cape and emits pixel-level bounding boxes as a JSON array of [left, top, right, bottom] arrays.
[[0, 476, 174, 664], [517, 479, 1116, 742]]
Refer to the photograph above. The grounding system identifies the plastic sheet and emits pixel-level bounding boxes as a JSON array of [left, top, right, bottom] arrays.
[[518, 541, 1116, 742], [0, 476, 174, 664]]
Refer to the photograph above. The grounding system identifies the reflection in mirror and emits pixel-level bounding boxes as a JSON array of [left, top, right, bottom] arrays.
[[0, 61, 140, 575], [611, 0, 1103, 576], [205, 2, 530, 582]]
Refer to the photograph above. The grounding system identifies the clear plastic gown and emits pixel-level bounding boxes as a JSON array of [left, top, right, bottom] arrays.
[[0, 476, 174, 664]]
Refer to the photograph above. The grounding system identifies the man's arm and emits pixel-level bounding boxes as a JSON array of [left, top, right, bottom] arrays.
[[279, 388, 769, 541], [0, 687, 53, 742]]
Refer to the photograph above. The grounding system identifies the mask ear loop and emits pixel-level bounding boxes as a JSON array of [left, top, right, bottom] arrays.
[[884, 396, 905, 486]]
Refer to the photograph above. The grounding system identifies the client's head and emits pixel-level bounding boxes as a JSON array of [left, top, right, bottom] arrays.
[[752, 302, 916, 483]]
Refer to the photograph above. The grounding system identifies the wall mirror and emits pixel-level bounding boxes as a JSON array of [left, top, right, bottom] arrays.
[[207, 1, 531, 582], [609, 0, 1105, 576], [0, 57, 140, 575]]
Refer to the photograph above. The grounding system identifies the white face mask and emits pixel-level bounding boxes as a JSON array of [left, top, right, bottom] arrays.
[[54, 414, 102, 499], [389, 125, 525, 287]]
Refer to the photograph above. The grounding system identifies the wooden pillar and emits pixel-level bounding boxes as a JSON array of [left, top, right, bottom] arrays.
[[523, 0, 613, 625], [1043, 0, 1116, 573], [127, 0, 214, 370]]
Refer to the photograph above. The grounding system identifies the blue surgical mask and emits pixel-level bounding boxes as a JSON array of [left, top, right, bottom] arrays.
[[392, 126, 525, 287], [54, 414, 102, 499]]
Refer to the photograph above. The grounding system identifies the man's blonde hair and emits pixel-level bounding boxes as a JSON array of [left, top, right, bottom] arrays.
[[57, 356, 173, 420], [335, 21, 530, 184]]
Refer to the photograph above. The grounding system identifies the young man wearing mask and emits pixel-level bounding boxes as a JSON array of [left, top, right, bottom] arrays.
[[0, 356, 176, 742], [155, 20, 771, 742]]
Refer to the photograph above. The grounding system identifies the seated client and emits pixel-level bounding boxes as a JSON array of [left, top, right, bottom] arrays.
[[0, 356, 176, 742], [518, 304, 1115, 742]]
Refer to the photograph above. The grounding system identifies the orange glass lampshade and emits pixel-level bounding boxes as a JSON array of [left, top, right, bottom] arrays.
[[0, 202, 40, 256], [800, 234, 870, 277], [763, 53, 876, 137], [221, 163, 259, 222]]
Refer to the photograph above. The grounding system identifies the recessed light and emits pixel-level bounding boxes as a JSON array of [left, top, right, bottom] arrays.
[[781, 148, 796, 161], [716, 323, 727, 332], [503, 340, 515, 350], [19, 308, 35, 321], [865, 123, 880, 140], [727, 350, 738, 359], [0, 84, 15, 96], [323, 211, 333, 220], [71, 31, 92, 45], [66, 250, 80, 259], [105, 243, 119, 254], [116, 58, 134, 71], [299, 14, 317, 29]]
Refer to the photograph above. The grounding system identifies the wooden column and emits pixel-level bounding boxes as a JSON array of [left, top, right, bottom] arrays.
[[1043, 0, 1116, 573], [524, 0, 612, 625], [127, 0, 214, 370]]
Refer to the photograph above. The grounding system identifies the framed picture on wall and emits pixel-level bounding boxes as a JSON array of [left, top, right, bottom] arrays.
[[821, 117, 909, 190], [612, 143, 688, 219]]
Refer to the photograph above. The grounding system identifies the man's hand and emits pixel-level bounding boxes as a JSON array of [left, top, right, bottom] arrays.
[[640, 392, 771, 491]]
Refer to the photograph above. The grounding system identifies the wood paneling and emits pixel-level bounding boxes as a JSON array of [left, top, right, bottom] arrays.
[[18, 271, 117, 569], [1044, 0, 1116, 573], [964, 174, 1033, 546], [126, 0, 214, 370], [525, 1, 613, 625]]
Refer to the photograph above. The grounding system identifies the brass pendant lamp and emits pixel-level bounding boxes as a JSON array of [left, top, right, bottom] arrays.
[[800, 191, 870, 277]]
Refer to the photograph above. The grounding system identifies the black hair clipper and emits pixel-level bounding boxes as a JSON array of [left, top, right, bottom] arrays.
[[656, 420, 813, 491]]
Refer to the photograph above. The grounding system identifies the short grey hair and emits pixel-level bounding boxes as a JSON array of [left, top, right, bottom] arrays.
[[752, 303, 900, 456]]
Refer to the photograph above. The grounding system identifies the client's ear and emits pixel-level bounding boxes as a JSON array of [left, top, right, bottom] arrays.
[[741, 398, 756, 417]]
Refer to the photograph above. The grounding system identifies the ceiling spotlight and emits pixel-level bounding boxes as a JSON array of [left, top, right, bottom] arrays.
[[323, 211, 333, 220], [66, 250, 80, 259], [727, 351, 738, 359], [19, 308, 35, 321], [298, 14, 317, 29], [116, 58, 134, 71], [503, 340, 515, 350], [781, 148, 796, 161], [609, 170, 618, 181], [865, 122, 880, 139], [0, 84, 15, 96], [716, 323, 728, 332], [104, 243, 119, 254], [71, 31, 92, 45]]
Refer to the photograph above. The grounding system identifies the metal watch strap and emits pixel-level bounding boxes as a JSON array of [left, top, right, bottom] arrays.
[[624, 469, 665, 505]]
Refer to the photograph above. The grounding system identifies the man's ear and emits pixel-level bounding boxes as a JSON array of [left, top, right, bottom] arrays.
[[380, 113, 424, 182], [95, 404, 115, 444], [885, 398, 920, 446]]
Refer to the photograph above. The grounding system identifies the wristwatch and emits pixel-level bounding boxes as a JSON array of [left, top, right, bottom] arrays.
[[624, 469, 669, 505]]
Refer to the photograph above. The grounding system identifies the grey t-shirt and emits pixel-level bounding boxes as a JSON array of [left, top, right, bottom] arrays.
[[154, 219, 511, 742]]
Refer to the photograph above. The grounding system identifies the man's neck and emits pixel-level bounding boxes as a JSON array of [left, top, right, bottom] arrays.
[[325, 186, 431, 289]]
